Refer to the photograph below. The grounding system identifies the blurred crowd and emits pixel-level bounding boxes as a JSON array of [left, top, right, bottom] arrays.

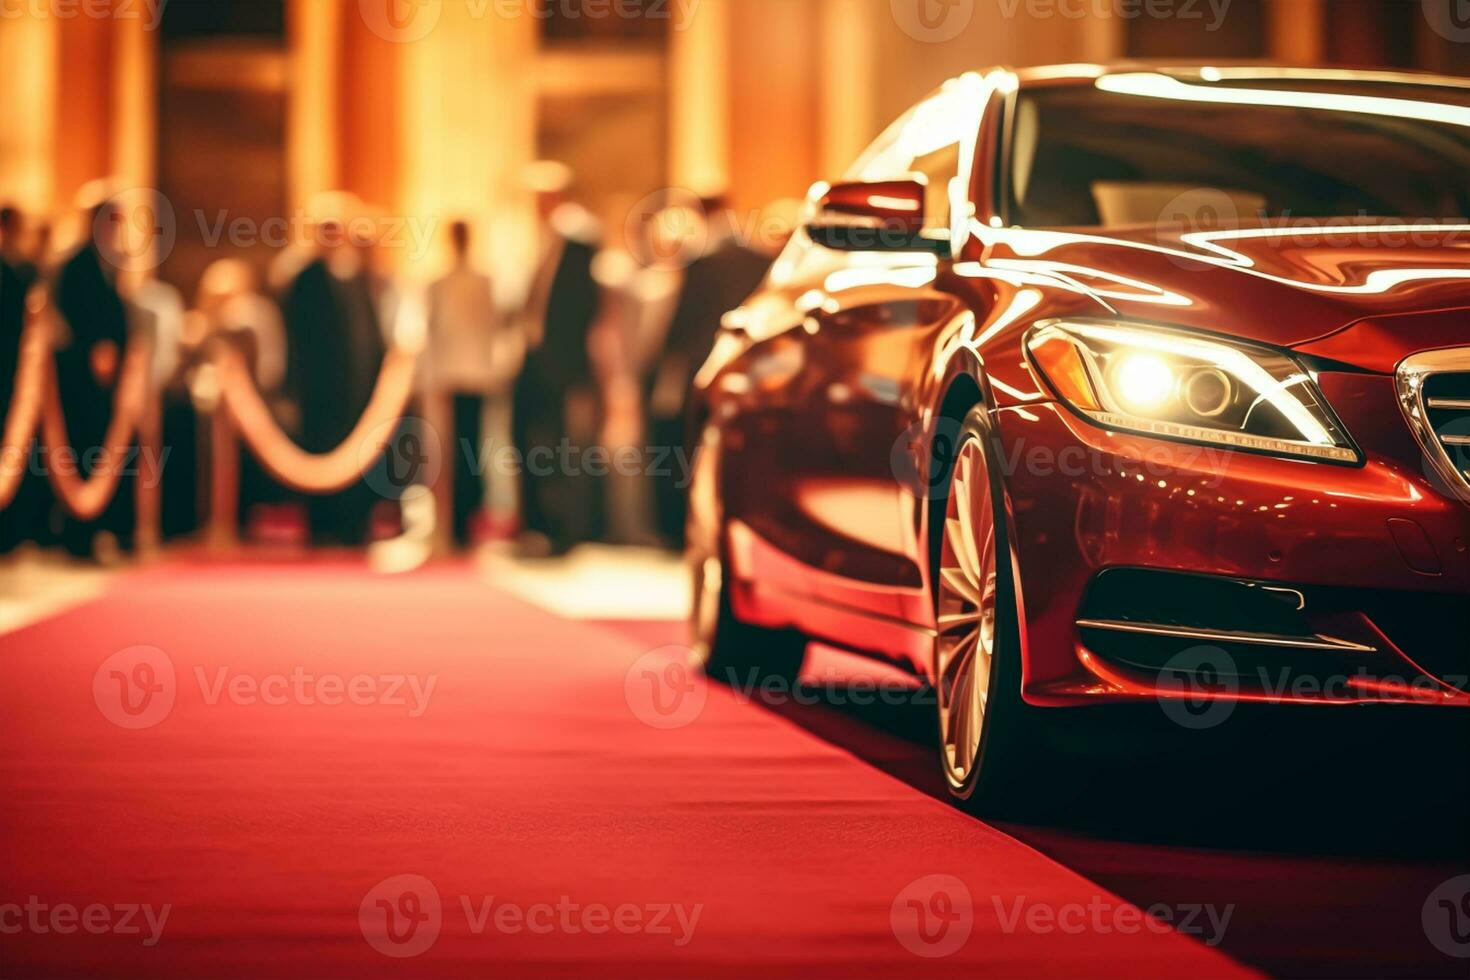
[[0, 166, 794, 562]]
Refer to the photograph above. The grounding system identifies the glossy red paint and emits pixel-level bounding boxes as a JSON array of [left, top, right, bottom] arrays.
[[689, 65, 1470, 711]]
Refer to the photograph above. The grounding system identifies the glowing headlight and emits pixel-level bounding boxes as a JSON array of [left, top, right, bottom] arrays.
[[1026, 320, 1359, 463]]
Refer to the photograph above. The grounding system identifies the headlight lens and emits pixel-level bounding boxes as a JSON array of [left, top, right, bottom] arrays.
[[1026, 320, 1358, 463]]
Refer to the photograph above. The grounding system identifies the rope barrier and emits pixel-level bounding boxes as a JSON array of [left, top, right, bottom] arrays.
[[37, 303, 151, 522], [215, 340, 419, 495], [2, 281, 420, 533], [1, 294, 150, 521], [0, 308, 50, 510]]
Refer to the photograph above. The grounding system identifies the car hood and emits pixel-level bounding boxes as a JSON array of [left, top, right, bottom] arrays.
[[981, 220, 1470, 362]]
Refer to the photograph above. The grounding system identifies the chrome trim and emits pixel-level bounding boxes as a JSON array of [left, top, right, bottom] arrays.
[[1428, 397, 1470, 411], [1443, 434, 1470, 447], [762, 582, 938, 638], [1258, 584, 1306, 611], [1075, 618, 1377, 653], [1395, 347, 1470, 502]]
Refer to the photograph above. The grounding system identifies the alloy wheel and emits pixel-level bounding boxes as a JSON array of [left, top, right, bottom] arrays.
[[936, 436, 999, 789]]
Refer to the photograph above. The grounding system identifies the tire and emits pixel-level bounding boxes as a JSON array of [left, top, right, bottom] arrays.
[[686, 426, 806, 689], [931, 404, 1056, 816]]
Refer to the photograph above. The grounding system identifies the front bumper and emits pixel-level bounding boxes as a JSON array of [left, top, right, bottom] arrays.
[[997, 370, 1470, 708]]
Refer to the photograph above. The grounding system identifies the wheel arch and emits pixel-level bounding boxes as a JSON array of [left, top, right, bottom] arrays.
[[924, 370, 988, 605], [921, 363, 1034, 694]]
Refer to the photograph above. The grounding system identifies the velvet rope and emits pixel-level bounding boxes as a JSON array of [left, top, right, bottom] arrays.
[[0, 315, 49, 510], [37, 306, 151, 521], [1, 297, 149, 520], [215, 340, 419, 495], [20, 290, 153, 525]]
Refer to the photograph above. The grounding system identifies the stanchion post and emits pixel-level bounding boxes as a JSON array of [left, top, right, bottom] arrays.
[[135, 376, 162, 559], [206, 401, 239, 553], [424, 389, 454, 558]]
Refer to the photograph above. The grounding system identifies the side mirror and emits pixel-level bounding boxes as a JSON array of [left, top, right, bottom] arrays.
[[803, 178, 950, 256]]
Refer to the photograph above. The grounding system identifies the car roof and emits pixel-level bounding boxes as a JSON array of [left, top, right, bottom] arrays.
[[1006, 62, 1470, 91]]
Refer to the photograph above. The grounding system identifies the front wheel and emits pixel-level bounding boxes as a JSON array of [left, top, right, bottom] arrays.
[[933, 406, 1054, 815]]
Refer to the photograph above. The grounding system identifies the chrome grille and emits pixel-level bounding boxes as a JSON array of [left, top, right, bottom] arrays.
[[1397, 349, 1470, 501]]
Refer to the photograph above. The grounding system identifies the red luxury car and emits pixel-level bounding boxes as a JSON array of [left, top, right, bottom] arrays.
[[684, 64, 1470, 811]]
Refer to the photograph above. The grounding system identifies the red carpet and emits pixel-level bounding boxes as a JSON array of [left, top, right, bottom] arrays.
[[0, 558, 1260, 978]]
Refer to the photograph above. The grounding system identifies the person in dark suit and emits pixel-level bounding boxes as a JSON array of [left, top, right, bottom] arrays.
[[0, 206, 37, 291], [51, 197, 134, 558], [646, 193, 772, 546], [512, 166, 604, 555], [283, 217, 388, 546]]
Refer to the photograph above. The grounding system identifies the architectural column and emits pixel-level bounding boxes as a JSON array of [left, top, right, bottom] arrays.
[[287, 0, 343, 213], [396, 4, 538, 280], [668, 0, 731, 194], [1266, 0, 1326, 64], [111, 11, 158, 288], [1080, 9, 1126, 63], [729, 0, 821, 212], [54, 11, 114, 213], [0, 13, 58, 213], [818, 0, 877, 178], [339, 11, 402, 220], [110, 12, 156, 192]]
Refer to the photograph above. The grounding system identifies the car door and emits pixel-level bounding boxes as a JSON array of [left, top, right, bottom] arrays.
[[717, 79, 989, 636]]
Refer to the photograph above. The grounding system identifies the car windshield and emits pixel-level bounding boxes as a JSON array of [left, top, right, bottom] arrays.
[[1008, 73, 1470, 228]]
